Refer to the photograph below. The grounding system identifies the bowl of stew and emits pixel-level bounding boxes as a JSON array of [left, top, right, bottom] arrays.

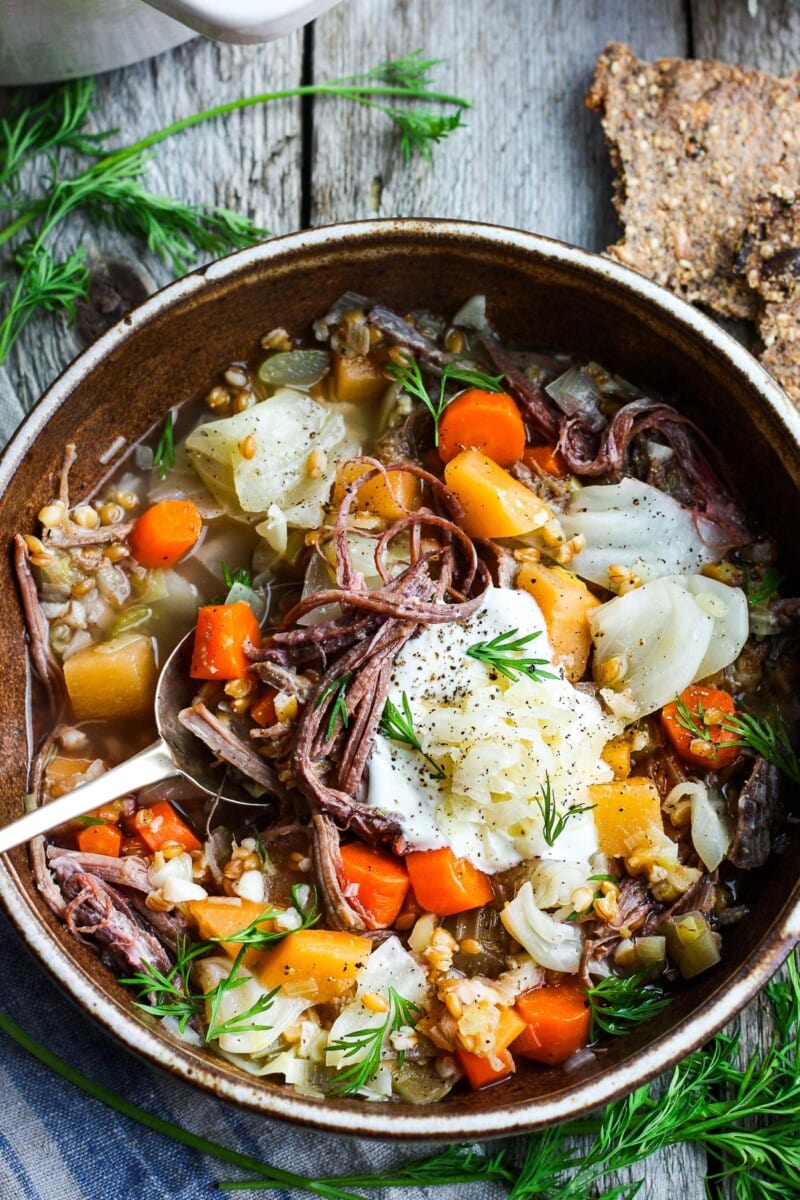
[[2, 218, 800, 1139]]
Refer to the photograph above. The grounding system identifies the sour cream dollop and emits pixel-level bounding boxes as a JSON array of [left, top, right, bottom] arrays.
[[366, 585, 622, 872]]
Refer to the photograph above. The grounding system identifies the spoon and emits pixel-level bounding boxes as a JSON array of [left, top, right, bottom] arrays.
[[0, 629, 265, 856]]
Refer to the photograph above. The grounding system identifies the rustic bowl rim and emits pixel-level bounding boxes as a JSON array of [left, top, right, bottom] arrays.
[[2, 217, 800, 1140]]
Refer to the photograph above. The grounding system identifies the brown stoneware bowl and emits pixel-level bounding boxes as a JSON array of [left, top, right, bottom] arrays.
[[1, 220, 799, 1138]]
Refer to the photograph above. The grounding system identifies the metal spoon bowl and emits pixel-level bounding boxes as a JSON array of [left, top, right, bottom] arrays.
[[0, 628, 265, 856]]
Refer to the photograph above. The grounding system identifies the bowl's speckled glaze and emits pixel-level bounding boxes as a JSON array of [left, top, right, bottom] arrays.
[[2, 219, 800, 1139]]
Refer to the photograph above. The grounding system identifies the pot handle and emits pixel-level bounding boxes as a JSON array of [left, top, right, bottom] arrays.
[[141, 0, 337, 44]]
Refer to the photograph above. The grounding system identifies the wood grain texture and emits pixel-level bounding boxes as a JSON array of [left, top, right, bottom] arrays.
[[693, 0, 800, 71], [3, 33, 304, 413], [308, 0, 688, 249]]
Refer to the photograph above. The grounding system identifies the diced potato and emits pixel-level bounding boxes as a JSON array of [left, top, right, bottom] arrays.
[[444, 449, 550, 539], [517, 562, 600, 682], [600, 735, 632, 781], [589, 779, 664, 858], [63, 633, 158, 722], [187, 897, 273, 969], [333, 460, 420, 522], [254, 930, 372, 1003], [333, 352, 388, 405]]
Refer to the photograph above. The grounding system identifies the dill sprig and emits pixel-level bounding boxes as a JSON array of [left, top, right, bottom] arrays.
[[119, 933, 209, 1033], [533, 772, 595, 848], [674, 693, 800, 784], [327, 987, 421, 1095], [720, 709, 800, 785], [152, 410, 176, 478], [466, 626, 556, 683], [209, 884, 319, 953], [0, 77, 108, 192], [0, 55, 470, 365], [384, 352, 504, 443], [120, 891, 317, 1040], [316, 673, 352, 741], [221, 561, 253, 590], [587, 969, 673, 1041], [745, 565, 783, 609], [379, 691, 446, 779]]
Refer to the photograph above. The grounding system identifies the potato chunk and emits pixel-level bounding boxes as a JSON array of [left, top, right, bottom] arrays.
[[63, 632, 158, 721]]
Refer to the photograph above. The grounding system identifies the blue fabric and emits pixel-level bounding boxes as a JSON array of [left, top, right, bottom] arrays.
[[0, 907, 510, 1200]]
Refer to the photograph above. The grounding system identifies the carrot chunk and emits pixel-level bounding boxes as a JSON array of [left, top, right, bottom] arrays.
[[405, 846, 493, 916], [438, 389, 525, 467], [333, 461, 421, 522], [661, 685, 739, 770], [457, 1046, 515, 1089], [513, 981, 590, 1064], [133, 800, 202, 853], [128, 499, 203, 568], [190, 601, 262, 681], [339, 842, 409, 927], [187, 897, 276, 968], [76, 822, 123, 858], [250, 687, 279, 728], [523, 443, 569, 478]]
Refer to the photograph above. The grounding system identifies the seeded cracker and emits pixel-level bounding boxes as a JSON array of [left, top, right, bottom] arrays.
[[587, 43, 800, 320], [737, 181, 800, 403]]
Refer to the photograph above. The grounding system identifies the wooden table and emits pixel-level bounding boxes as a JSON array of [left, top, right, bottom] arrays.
[[2, 2, 796, 1196]]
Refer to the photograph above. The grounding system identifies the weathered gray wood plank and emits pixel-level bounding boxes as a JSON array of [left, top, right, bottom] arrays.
[[693, 0, 800, 70], [308, 0, 688, 251], [3, 33, 304, 413]]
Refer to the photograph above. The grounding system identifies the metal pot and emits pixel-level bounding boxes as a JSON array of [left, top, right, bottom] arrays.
[[0, 0, 338, 85]]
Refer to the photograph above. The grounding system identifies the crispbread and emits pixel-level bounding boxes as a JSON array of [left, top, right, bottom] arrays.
[[587, 42, 800, 319], [737, 181, 800, 402]]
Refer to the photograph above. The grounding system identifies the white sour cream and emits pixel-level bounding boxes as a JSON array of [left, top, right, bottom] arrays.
[[366, 585, 622, 873]]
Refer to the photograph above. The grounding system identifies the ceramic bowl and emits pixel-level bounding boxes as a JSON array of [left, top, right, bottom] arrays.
[[1, 219, 799, 1139]]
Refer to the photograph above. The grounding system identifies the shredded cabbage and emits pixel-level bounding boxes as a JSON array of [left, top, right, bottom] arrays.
[[500, 881, 583, 973], [195, 957, 311, 1056], [589, 575, 748, 721], [325, 937, 429, 1075], [185, 387, 356, 526], [666, 780, 733, 871], [561, 478, 726, 589]]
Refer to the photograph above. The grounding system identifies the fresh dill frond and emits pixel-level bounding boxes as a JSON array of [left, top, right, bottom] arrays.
[[0, 53, 470, 366], [120, 934, 210, 1032], [221, 561, 253, 590], [466, 626, 556, 683], [532, 772, 595, 849], [720, 709, 800, 785], [315, 673, 352, 741], [210, 887, 319, 953], [675, 692, 800, 784], [388, 108, 465, 161], [0, 244, 88, 362], [152, 410, 175, 478], [384, 352, 504, 443], [364, 50, 445, 92], [379, 692, 445, 780], [745, 565, 783, 609], [587, 969, 673, 1041], [0, 77, 106, 192], [328, 987, 421, 1095]]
